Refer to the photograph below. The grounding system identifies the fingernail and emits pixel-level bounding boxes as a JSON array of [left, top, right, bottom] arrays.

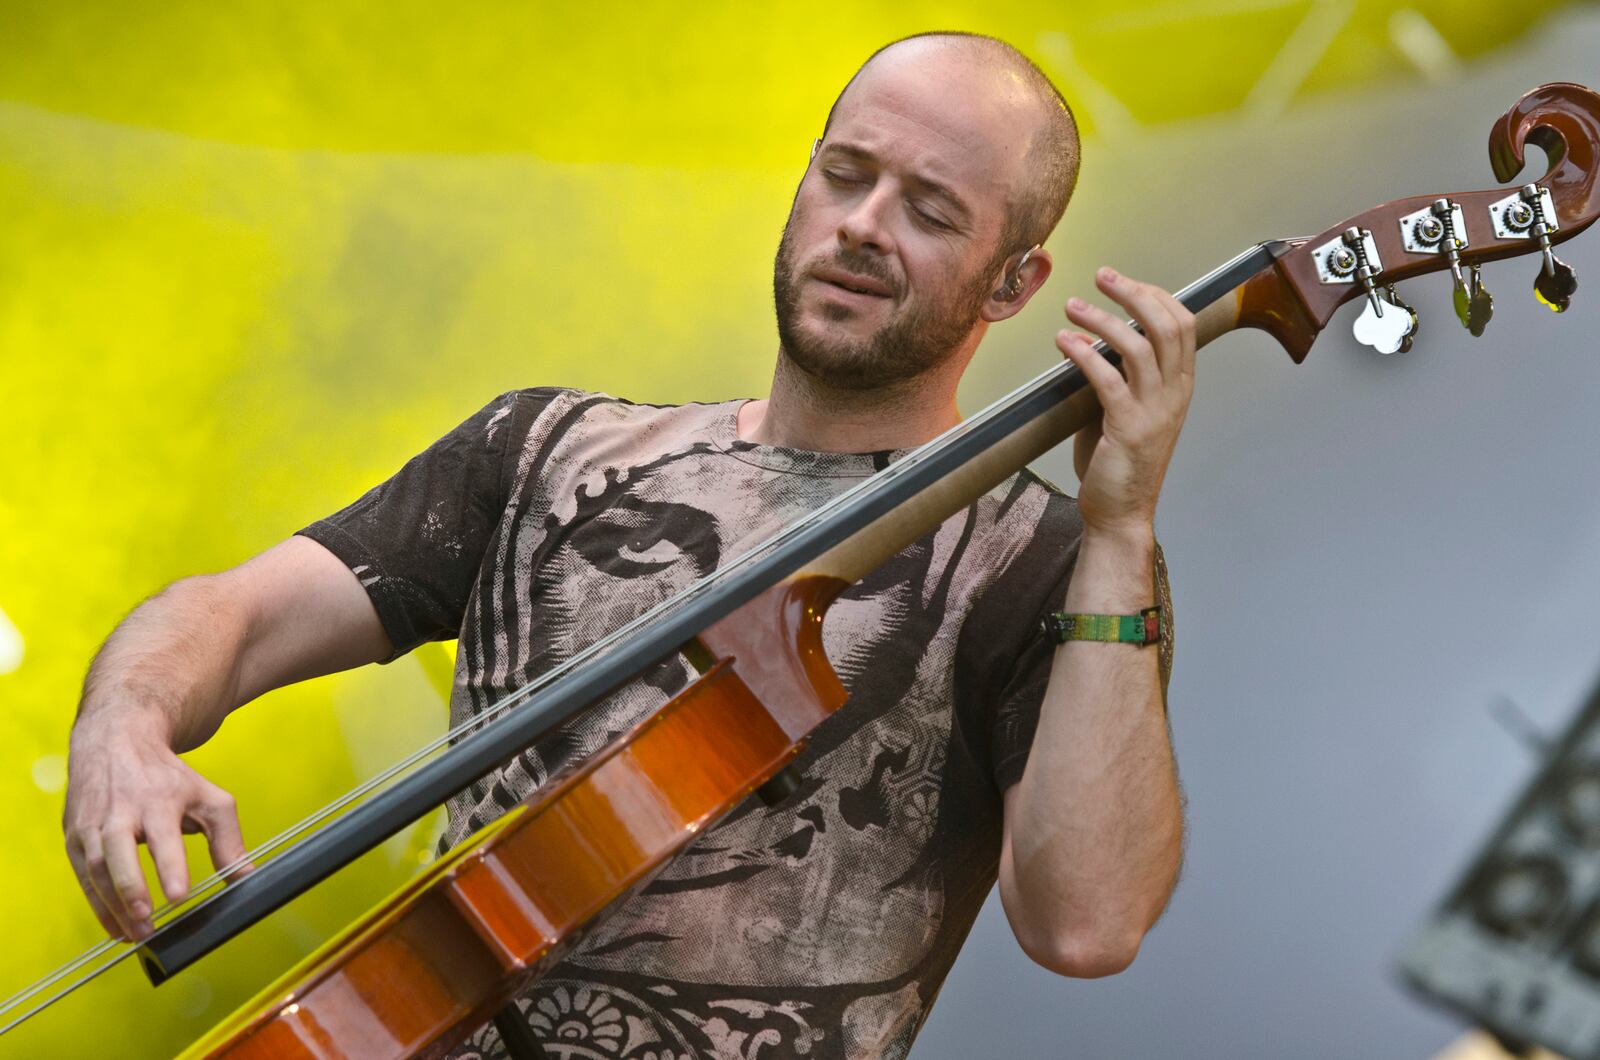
[[1067, 297, 1086, 311], [1100, 267, 1119, 282]]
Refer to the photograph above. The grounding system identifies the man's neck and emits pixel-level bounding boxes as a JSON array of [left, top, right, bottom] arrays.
[[738, 353, 964, 453]]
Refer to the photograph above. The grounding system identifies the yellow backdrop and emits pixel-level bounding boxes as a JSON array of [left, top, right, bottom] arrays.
[[0, 2, 1575, 1054]]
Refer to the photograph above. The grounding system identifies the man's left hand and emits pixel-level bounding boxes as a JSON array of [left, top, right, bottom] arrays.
[[1055, 266, 1196, 538]]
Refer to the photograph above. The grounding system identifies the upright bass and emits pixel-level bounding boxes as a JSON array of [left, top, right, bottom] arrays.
[[3, 81, 1597, 1060]]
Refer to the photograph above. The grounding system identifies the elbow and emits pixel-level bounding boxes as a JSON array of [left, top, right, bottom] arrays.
[[1012, 920, 1145, 979]]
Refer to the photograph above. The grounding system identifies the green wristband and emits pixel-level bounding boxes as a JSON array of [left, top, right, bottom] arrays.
[[1040, 606, 1163, 646]]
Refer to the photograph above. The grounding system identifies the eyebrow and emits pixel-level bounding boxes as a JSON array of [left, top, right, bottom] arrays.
[[821, 142, 974, 225]]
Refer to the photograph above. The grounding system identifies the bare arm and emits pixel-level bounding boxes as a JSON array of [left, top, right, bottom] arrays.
[[998, 528, 1181, 977], [64, 535, 392, 940], [997, 266, 1191, 977]]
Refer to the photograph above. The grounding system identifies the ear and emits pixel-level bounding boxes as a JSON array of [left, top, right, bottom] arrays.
[[980, 246, 1053, 323]]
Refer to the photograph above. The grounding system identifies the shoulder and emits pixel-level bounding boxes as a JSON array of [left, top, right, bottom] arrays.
[[496, 388, 736, 433], [472, 387, 684, 446], [489, 389, 744, 490]]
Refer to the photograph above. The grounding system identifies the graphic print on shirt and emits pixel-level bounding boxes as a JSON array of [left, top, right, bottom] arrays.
[[301, 391, 1095, 1060], [446, 414, 980, 988]]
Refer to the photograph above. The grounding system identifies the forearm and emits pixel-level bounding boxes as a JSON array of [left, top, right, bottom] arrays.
[[1003, 525, 1183, 971], [65, 538, 388, 939], [75, 575, 250, 753]]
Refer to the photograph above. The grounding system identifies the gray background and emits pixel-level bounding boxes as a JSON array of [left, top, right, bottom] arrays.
[[6, 9, 1595, 1058], [916, 10, 1600, 1059]]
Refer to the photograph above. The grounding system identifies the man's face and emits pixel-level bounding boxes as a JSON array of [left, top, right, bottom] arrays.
[[773, 45, 1037, 391]]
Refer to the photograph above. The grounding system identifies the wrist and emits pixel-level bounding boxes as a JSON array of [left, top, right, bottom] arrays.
[[1076, 523, 1156, 578], [1078, 519, 1155, 554], [1064, 523, 1158, 615], [71, 691, 176, 753]]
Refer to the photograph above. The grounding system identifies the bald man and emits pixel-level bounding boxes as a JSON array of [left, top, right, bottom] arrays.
[[65, 32, 1192, 1059]]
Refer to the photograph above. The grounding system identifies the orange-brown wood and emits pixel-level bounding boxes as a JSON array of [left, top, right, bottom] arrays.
[[1490, 82, 1600, 223], [1235, 258, 1318, 363], [172, 80, 1600, 1060], [184, 575, 849, 1060], [1234, 82, 1600, 363], [698, 572, 848, 737]]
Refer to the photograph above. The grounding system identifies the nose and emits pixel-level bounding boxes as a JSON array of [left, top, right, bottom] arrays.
[[837, 181, 896, 256]]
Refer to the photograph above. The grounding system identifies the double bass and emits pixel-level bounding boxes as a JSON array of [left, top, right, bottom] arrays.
[[4, 81, 1598, 1059]]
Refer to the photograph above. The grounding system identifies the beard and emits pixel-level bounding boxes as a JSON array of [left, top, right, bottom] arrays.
[[772, 217, 996, 392]]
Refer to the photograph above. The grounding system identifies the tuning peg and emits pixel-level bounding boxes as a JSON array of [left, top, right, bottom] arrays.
[[1421, 199, 1493, 336], [1490, 183, 1578, 314], [1527, 183, 1577, 312], [1353, 284, 1418, 354], [1454, 264, 1495, 336], [1534, 251, 1578, 313], [1313, 226, 1417, 354]]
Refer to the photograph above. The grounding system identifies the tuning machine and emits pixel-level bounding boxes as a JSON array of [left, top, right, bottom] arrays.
[[1314, 226, 1419, 354], [1490, 183, 1578, 312], [1402, 197, 1493, 336]]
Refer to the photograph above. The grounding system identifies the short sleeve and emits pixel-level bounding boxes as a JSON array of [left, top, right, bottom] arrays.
[[987, 563, 1072, 795], [990, 541, 1175, 793], [296, 390, 547, 661]]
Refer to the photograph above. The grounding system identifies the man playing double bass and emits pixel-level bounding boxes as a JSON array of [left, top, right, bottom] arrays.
[[65, 32, 1195, 1058]]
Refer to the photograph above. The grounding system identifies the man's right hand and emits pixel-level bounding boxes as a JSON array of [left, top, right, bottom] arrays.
[[60, 536, 394, 941], [63, 715, 251, 942]]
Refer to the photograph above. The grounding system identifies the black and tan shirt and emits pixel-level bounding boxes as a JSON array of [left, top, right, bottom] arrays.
[[300, 388, 1151, 1060]]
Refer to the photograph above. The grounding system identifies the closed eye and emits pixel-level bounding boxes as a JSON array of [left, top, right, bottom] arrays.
[[824, 172, 954, 230], [911, 204, 953, 231]]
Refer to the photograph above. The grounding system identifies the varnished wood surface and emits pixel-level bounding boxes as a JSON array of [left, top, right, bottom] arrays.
[[1251, 82, 1600, 356], [802, 287, 1248, 588], [185, 576, 849, 1059]]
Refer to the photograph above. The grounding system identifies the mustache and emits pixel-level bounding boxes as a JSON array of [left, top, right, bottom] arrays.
[[812, 251, 900, 297]]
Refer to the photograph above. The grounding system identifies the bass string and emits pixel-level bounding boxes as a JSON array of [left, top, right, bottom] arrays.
[[0, 945, 133, 1037], [0, 359, 1017, 1024], [0, 332, 1093, 1026], [0, 436, 893, 1022], [2, 246, 1257, 1029], [0, 473, 901, 1025]]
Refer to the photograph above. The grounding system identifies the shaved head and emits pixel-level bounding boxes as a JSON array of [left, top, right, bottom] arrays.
[[771, 32, 1080, 394], [823, 32, 1081, 257]]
